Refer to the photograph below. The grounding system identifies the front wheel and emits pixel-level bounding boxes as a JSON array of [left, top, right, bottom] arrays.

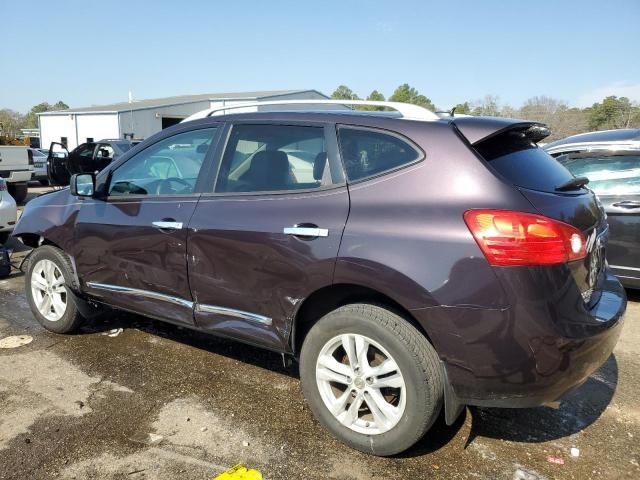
[[25, 245, 84, 333], [300, 304, 443, 456]]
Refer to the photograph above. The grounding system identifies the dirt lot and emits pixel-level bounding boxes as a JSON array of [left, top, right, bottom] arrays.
[[0, 186, 639, 479]]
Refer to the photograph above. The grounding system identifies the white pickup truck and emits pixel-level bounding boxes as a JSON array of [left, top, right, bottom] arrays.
[[0, 146, 33, 203]]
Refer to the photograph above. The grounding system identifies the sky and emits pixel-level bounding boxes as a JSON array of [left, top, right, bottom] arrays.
[[2, 0, 639, 113]]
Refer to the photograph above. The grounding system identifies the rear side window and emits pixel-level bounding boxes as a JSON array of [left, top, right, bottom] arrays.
[[558, 154, 640, 196], [475, 130, 575, 193], [337, 126, 421, 182]]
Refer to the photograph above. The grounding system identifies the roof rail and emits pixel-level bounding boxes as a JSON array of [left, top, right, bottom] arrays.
[[181, 99, 440, 123]]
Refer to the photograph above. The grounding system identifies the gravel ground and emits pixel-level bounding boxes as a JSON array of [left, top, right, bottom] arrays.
[[0, 185, 638, 479]]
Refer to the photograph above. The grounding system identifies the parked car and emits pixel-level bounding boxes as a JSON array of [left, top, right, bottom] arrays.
[[13, 100, 626, 456], [545, 129, 640, 289], [29, 148, 50, 185], [0, 145, 33, 203], [0, 177, 17, 244], [47, 139, 141, 186]]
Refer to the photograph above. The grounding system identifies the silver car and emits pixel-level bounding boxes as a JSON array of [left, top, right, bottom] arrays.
[[0, 178, 18, 244], [544, 128, 640, 288]]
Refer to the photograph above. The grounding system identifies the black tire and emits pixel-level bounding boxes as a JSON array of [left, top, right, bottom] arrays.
[[39, 179, 50, 186], [8, 183, 28, 204], [300, 303, 443, 456], [0, 232, 8, 245], [25, 245, 84, 333]]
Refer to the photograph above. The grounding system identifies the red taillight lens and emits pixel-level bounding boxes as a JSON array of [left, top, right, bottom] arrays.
[[463, 209, 587, 266]]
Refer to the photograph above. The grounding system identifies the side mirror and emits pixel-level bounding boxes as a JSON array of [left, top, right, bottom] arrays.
[[70, 173, 95, 197]]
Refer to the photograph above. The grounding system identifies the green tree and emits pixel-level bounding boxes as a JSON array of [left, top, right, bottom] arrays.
[[452, 102, 471, 115], [516, 96, 588, 141], [471, 95, 503, 117], [331, 85, 359, 100], [359, 90, 386, 111], [24, 101, 69, 128], [588, 96, 640, 130], [0, 109, 26, 136], [389, 84, 435, 111]]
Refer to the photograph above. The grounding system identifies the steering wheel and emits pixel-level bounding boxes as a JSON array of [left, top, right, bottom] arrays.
[[155, 177, 192, 195]]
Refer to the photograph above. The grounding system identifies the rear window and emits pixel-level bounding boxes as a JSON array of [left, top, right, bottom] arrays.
[[475, 130, 575, 193], [337, 126, 421, 182]]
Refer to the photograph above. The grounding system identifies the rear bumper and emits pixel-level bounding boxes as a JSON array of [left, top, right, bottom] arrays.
[[412, 270, 626, 408], [0, 170, 32, 183], [0, 195, 17, 232]]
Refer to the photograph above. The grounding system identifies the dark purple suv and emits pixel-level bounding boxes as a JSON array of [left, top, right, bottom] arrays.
[[13, 104, 626, 455]]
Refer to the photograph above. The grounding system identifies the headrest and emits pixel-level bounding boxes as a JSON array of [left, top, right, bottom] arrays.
[[196, 143, 209, 154], [249, 150, 288, 175]]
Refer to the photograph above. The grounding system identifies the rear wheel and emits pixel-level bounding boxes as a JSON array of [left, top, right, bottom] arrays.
[[25, 245, 84, 333], [0, 232, 9, 245], [300, 303, 443, 456]]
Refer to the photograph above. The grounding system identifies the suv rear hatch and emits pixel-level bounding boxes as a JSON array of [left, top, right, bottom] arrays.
[[457, 119, 608, 307]]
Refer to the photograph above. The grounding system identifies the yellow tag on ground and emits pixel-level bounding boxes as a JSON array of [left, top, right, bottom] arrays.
[[213, 464, 263, 480]]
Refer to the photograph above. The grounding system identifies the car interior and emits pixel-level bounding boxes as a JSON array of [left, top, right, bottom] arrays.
[[108, 129, 216, 197], [216, 125, 329, 193]]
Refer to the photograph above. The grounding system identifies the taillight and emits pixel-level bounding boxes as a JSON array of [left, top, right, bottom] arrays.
[[463, 209, 587, 266]]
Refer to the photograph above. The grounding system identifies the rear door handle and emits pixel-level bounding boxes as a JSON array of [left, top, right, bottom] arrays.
[[152, 221, 183, 230], [283, 226, 329, 238]]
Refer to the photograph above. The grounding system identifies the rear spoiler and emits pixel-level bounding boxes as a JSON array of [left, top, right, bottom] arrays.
[[452, 117, 550, 145]]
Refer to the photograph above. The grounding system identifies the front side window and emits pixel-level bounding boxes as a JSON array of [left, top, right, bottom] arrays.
[[337, 126, 422, 182], [76, 143, 96, 159], [557, 153, 640, 196], [109, 128, 217, 196], [215, 124, 328, 193]]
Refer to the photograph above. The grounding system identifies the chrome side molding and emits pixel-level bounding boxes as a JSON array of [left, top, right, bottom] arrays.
[[85, 281, 272, 326], [610, 264, 640, 272], [86, 282, 194, 309], [196, 303, 272, 326]]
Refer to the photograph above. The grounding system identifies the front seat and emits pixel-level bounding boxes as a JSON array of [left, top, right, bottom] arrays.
[[239, 150, 290, 191]]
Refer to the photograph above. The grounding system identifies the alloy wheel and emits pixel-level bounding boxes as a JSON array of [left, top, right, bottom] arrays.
[[315, 333, 406, 435], [30, 259, 67, 322]]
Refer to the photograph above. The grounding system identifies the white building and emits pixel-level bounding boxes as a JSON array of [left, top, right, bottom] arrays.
[[38, 89, 329, 150]]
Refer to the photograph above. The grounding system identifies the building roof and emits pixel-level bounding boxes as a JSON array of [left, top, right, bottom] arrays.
[[39, 90, 325, 115]]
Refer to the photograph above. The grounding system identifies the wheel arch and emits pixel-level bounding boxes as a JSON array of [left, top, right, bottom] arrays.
[[291, 283, 435, 356]]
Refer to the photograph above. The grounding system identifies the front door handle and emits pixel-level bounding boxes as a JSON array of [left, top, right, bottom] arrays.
[[283, 226, 329, 238], [152, 220, 183, 230]]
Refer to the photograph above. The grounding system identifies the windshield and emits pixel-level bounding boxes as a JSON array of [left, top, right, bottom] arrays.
[[115, 142, 134, 153]]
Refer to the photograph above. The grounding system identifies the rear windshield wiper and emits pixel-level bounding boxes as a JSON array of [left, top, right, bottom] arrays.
[[555, 176, 589, 192]]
